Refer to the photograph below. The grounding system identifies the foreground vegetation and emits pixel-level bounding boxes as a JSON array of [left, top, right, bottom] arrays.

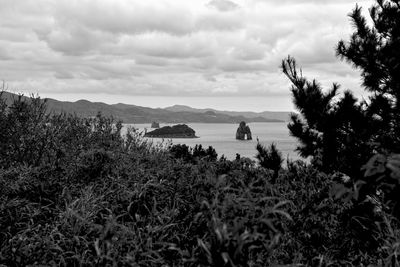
[[1, 96, 400, 266], [1, 0, 400, 265], [0, 94, 395, 266]]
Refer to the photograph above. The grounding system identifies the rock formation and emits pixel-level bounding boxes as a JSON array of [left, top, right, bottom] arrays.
[[151, 122, 160, 128], [144, 124, 198, 138], [236, 121, 252, 140]]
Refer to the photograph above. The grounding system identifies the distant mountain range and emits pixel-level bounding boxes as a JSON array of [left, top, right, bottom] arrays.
[[165, 105, 291, 122], [1, 92, 291, 124]]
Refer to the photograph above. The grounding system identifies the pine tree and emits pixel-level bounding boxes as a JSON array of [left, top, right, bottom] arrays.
[[256, 142, 283, 182], [282, 57, 374, 175], [337, 0, 400, 152], [282, 0, 400, 175]]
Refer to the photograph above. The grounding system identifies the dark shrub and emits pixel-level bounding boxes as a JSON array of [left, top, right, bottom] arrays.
[[256, 142, 283, 183]]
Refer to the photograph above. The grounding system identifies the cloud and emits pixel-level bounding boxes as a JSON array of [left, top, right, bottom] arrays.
[[122, 33, 215, 59], [0, 47, 12, 60], [40, 26, 109, 56], [53, 0, 195, 36], [0, 0, 375, 110], [207, 0, 239, 12], [204, 74, 218, 82]]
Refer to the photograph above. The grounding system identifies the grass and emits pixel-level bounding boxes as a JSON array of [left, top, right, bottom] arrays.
[[1, 94, 400, 266]]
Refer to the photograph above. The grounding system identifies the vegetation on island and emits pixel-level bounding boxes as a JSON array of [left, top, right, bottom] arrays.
[[144, 124, 198, 138], [1, 0, 400, 266]]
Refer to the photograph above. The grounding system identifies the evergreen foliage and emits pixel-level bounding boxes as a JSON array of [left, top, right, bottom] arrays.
[[337, 0, 400, 152], [256, 142, 283, 182], [169, 144, 218, 162], [282, 0, 400, 176], [282, 57, 374, 176]]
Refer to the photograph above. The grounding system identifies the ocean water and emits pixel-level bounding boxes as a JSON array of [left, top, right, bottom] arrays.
[[123, 122, 300, 161]]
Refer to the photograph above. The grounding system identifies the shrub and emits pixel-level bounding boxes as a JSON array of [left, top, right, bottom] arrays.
[[256, 142, 283, 183], [169, 144, 218, 163], [0, 94, 289, 265]]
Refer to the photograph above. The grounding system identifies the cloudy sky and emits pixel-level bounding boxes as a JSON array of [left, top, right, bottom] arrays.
[[0, 0, 373, 111]]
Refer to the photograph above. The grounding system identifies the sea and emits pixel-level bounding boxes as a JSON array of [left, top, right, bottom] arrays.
[[123, 122, 300, 161]]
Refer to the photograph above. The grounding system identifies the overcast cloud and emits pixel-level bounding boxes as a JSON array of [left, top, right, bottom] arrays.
[[0, 0, 373, 111]]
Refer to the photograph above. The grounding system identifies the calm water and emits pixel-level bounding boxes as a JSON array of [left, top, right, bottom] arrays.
[[123, 122, 300, 161]]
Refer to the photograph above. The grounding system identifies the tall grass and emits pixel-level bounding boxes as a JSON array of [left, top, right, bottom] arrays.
[[1, 93, 400, 266]]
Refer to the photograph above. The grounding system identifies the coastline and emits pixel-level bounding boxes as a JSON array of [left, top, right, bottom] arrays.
[[144, 134, 199, 139]]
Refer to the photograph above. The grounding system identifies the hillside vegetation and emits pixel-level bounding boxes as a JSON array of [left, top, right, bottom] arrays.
[[0, 94, 294, 266], [2, 93, 400, 266]]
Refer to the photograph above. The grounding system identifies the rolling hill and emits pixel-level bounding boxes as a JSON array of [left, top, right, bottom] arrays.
[[1, 92, 286, 124], [165, 105, 291, 122]]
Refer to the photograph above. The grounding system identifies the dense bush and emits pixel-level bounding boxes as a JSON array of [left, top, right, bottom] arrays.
[[256, 142, 283, 183], [0, 94, 289, 266], [169, 144, 218, 163], [1, 93, 400, 266], [2, 93, 400, 266]]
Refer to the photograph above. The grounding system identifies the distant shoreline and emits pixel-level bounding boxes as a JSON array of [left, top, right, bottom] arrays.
[[128, 121, 286, 125], [144, 135, 200, 139], [1, 92, 290, 124]]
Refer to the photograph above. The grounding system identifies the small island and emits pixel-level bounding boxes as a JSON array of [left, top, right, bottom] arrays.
[[236, 121, 252, 140], [144, 124, 198, 138]]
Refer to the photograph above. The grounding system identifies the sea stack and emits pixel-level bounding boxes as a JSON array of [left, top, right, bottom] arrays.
[[151, 122, 160, 128], [236, 121, 252, 140]]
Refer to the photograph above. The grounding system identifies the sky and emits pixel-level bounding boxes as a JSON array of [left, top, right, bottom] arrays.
[[0, 0, 374, 111]]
